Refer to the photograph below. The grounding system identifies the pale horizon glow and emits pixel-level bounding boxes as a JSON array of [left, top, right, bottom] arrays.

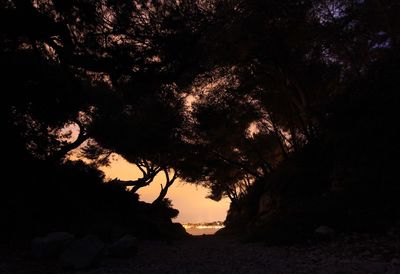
[[99, 155, 230, 223]]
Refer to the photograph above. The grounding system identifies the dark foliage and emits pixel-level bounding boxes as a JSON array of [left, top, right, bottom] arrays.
[[1, 0, 399, 245]]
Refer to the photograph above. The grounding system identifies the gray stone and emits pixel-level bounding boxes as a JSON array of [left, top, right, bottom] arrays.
[[315, 226, 335, 236], [31, 232, 74, 258], [391, 258, 400, 265], [109, 234, 137, 257], [364, 262, 388, 273], [258, 193, 274, 214], [60, 235, 105, 269], [360, 250, 371, 257]]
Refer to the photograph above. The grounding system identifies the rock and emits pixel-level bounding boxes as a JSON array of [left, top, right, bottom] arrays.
[[360, 250, 371, 257], [31, 232, 74, 258], [258, 193, 274, 214], [371, 254, 384, 261], [391, 258, 400, 265], [364, 262, 388, 273], [170, 223, 189, 238], [60, 235, 105, 270], [109, 235, 137, 257], [110, 225, 128, 241], [314, 226, 335, 236]]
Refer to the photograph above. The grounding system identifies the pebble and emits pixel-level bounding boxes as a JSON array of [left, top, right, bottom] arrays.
[[1, 233, 399, 273], [391, 258, 400, 265]]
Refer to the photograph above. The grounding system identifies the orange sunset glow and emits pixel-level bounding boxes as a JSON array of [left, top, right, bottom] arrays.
[[99, 155, 230, 223]]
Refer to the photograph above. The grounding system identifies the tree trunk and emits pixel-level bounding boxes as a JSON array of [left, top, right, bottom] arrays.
[[268, 113, 288, 159], [49, 120, 87, 162], [152, 170, 177, 205]]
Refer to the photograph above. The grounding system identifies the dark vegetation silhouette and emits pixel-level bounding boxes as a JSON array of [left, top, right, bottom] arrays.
[[1, 0, 399, 246]]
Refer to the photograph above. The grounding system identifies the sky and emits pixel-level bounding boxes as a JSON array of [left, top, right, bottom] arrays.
[[99, 155, 230, 223]]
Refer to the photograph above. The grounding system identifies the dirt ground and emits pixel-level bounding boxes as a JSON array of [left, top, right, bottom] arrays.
[[1, 234, 400, 273]]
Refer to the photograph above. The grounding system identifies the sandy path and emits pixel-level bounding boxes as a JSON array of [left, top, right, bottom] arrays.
[[2, 235, 400, 273], [104, 235, 399, 274]]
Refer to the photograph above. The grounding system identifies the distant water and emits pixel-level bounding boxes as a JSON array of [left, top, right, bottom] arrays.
[[185, 227, 221, 235]]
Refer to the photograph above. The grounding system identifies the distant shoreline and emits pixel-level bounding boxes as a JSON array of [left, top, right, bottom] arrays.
[[181, 222, 224, 235], [185, 227, 222, 235]]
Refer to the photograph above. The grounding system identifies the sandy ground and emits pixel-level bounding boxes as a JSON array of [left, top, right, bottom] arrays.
[[1, 234, 400, 274]]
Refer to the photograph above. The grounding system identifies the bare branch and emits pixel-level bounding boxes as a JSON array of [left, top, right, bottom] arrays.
[[152, 168, 178, 205], [212, 150, 262, 178]]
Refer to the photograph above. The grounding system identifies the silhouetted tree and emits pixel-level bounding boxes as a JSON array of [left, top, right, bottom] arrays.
[[2, 0, 400, 241]]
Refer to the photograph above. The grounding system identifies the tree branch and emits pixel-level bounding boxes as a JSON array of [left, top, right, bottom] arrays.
[[152, 168, 178, 205], [50, 120, 87, 162], [212, 150, 262, 179]]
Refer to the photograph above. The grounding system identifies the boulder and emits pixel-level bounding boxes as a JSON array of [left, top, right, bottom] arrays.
[[110, 225, 128, 241], [391, 258, 400, 265], [60, 235, 105, 270], [258, 193, 279, 215], [258, 193, 273, 214], [314, 226, 335, 237], [31, 232, 74, 258], [109, 235, 137, 257]]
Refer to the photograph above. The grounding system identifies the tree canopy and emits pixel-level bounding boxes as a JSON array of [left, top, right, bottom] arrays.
[[1, 0, 399, 223]]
